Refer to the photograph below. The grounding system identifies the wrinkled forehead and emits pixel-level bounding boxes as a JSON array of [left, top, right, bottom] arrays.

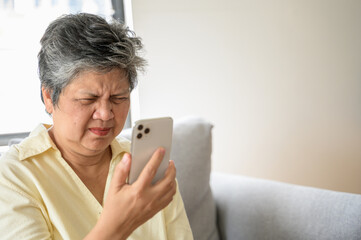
[[64, 68, 130, 94]]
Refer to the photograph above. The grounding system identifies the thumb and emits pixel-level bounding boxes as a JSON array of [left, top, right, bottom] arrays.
[[109, 153, 131, 192]]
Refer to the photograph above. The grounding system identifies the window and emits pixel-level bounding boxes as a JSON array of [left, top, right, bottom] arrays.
[[0, 0, 117, 150]]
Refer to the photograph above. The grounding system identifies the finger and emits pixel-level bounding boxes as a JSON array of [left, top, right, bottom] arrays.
[[136, 147, 165, 187], [153, 179, 177, 211], [165, 160, 176, 179], [109, 153, 131, 193], [141, 178, 176, 218], [151, 161, 176, 202], [155, 160, 176, 187]]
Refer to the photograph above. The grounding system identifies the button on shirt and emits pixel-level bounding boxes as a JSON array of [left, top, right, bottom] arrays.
[[0, 124, 193, 240]]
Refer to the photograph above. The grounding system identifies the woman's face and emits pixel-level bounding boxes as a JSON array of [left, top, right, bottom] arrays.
[[43, 68, 130, 157]]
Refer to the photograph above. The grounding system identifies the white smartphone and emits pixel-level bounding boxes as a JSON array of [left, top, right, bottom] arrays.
[[128, 117, 173, 184]]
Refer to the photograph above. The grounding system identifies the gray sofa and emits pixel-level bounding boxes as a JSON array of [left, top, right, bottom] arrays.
[[121, 116, 361, 240]]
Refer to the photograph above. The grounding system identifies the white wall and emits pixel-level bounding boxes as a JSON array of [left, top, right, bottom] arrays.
[[131, 0, 361, 194]]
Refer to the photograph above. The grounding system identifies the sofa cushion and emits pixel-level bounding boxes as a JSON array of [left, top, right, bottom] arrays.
[[120, 116, 219, 240], [211, 172, 361, 240]]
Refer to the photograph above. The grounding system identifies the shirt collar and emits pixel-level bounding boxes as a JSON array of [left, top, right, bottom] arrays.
[[18, 124, 55, 161], [110, 136, 131, 161]]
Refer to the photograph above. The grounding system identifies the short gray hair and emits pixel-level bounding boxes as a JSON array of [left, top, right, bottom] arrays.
[[38, 13, 146, 105]]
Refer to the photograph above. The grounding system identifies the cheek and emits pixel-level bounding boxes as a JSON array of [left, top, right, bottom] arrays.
[[72, 113, 92, 129], [54, 106, 94, 132]]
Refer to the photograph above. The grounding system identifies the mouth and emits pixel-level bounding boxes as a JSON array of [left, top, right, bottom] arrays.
[[89, 127, 111, 136]]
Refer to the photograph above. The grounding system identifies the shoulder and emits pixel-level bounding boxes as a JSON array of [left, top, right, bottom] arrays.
[[0, 142, 31, 175], [0, 126, 52, 199], [0, 144, 20, 163], [1, 124, 54, 163], [111, 135, 131, 158], [116, 127, 132, 152], [0, 147, 51, 239], [0, 145, 43, 204], [0, 144, 25, 172], [115, 135, 131, 150]]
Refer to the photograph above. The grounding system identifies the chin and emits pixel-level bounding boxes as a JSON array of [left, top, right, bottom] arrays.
[[85, 139, 112, 153]]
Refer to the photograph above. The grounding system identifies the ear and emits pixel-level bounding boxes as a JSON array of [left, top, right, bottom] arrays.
[[41, 87, 54, 114]]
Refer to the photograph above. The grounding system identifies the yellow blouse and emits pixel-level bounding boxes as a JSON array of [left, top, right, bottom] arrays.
[[0, 124, 193, 240]]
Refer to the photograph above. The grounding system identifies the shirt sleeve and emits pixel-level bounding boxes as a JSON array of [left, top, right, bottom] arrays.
[[0, 162, 52, 240], [163, 180, 194, 240]]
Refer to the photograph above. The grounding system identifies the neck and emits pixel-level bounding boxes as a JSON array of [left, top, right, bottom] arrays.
[[63, 146, 111, 175], [48, 128, 112, 173], [65, 148, 111, 205]]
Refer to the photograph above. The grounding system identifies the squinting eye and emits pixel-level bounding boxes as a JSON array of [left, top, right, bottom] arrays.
[[79, 98, 96, 104], [112, 97, 129, 104]]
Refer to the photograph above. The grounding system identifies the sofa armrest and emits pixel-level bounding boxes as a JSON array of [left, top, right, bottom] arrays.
[[210, 172, 361, 240]]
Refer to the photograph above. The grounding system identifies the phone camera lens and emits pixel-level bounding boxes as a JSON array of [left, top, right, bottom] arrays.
[[138, 124, 143, 131], [137, 133, 142, 139], [144, 128, 150, 134]]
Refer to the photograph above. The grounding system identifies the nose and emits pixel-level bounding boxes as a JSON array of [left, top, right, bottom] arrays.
[[93, 100, 114, 121]]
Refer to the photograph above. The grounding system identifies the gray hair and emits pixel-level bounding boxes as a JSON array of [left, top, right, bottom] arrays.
[[38, 13, 146, 106]]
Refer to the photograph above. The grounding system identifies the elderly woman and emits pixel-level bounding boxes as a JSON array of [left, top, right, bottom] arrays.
[[0, 13, 193, 240]]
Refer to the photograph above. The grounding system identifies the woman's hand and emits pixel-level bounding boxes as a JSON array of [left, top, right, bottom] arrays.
[[84, 148, 177, 240]]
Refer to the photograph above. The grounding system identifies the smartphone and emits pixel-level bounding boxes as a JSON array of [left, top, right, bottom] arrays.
[[128, 117, 173, 184]]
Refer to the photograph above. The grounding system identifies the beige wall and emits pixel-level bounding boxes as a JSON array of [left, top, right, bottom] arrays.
[[131, 0, 361, 194]]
